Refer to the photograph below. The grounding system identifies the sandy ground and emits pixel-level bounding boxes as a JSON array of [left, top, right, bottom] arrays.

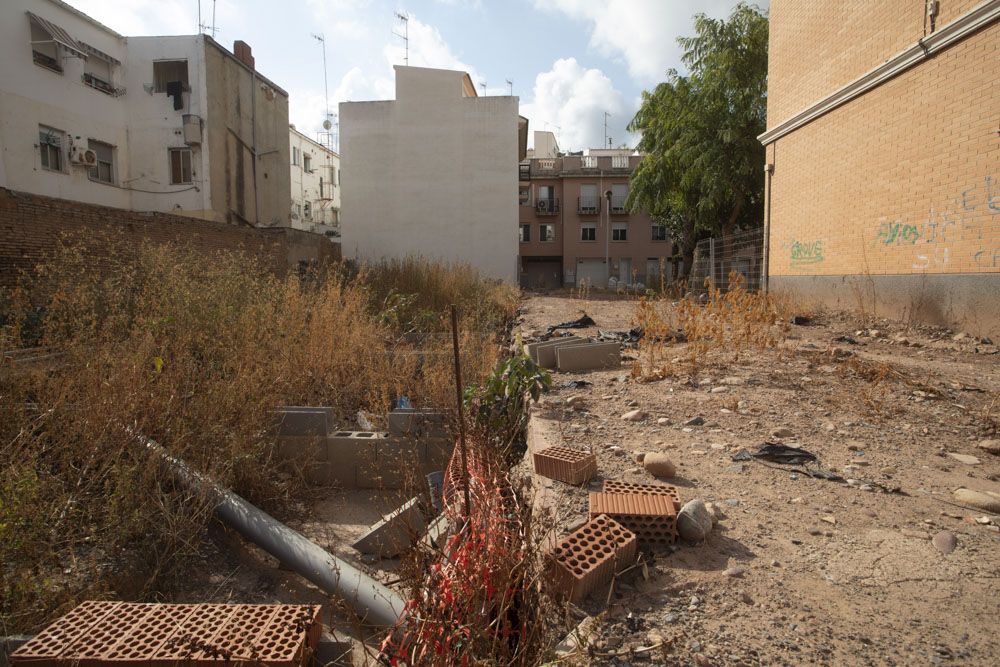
[[518, 291, 1000, 666]]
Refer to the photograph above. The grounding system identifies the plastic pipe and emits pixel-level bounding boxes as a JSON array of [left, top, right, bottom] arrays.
[[134, 432, 406, 627]]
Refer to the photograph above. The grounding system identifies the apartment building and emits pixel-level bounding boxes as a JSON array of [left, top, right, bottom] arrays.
[[518, 132, 674, 288], [0, 0, 291, 227], [340, 66, 528, 283], [761, 0, 999, 333], [289, 125, 340, 235]]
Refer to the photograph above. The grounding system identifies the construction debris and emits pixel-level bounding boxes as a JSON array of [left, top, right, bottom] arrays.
[[588, 492, 678, 546], [602, 479, 682, 511], [556, 341, 622, 372], [548, 515, 638, 604], [352, 497, 427, 558], [546, 313, 597, 335], [533, 446, 598, 485]]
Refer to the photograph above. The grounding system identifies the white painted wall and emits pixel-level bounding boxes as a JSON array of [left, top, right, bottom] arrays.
[[340, 66, 518, 283], [289, 126, 340, 231], [533, 131, 559, 158]]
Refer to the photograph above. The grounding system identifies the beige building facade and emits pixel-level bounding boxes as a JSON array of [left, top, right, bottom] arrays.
[[762, 0, 1000, 334], [289, 126, 340, 234], [339, 66, 527, 283]]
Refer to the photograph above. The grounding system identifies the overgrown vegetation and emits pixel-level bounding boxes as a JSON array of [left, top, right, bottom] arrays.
[[0, 241, 517, 634]]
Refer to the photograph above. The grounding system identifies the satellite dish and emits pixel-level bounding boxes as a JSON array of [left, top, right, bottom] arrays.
[[322, 119, 332, 130]]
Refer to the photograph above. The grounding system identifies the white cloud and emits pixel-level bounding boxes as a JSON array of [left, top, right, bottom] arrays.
[[534, 0, 744, 85], [64, 0, 246, 37], [520, 58, 626, 152]]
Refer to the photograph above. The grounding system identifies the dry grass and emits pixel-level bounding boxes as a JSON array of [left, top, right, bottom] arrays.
[[0, 241, 517, 634], [632, 272, 791, 380]]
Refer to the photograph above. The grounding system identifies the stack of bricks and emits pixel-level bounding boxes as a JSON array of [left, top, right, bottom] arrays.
[[602, 479, 682, 512], [548, 514, 638, 604], [589, 491, 678, 546], [532, 446, 597, 485], [10, 602, 322, 667]]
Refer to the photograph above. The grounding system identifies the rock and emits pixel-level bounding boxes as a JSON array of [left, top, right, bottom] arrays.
[[643, 453, 676, 477], [824, 422, 836, 431], [723, 565, 747, 578], [770, 559, 781, 567], [657, 417, 671, 426], [684, 416, 705, 426], [821, 515, 836, 525], [710, 386, 729, 393], [721, 376, 746, 385], [947, 452, 981, 465], [977, 439, 1000, 455], [932, 530, 957, 555], [634, 451, 646, 463], [621, 409, 648, 421], [704, 502, 724, 523], [952, 489, 1000, 514], [566, 395, 584, 408], [953, 332, 968, 341], [771, 427, 794, 438], [677, 499, 714, 542]]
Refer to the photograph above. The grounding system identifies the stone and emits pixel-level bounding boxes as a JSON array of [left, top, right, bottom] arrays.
[[634, 451, 646, 463], [710, 386, 729, 393], [954, 488, 1000, 512], [723, 565, 747, 578], [684, 416, 705, 426], [622, 409, 648, 422], [677, 499, 714, 542], [821, 515, 836, 525], [771, 427, 794, 438], [947, 452, 981, 465], [657, 417, 671, 426], [566, 395, 585, 408], [977, 439, 1000, 455], [643, 453, 676, 478], [932, 530, 957, 555], [721, 376, 746, 385]]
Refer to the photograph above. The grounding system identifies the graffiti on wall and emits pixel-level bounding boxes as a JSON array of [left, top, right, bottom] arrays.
[[789, 239, 824, 266], [873, 175, 999, 271]]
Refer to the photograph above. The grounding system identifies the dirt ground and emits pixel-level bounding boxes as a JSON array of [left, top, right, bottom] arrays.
[[518, 291, 1000, 666]]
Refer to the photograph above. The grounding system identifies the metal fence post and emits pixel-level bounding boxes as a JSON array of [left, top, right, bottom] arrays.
[[708, 237, 716, 290]]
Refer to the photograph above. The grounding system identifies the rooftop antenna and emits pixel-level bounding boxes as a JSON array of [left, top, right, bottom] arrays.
[[608, 137, 613, 148], [312, 33, 335, 150], [479, 81, 486, 95], [393, 11, 409, 65], [197, 0, 219, 37], [505, 78, 513, 96], [603, 111, 611, 149]]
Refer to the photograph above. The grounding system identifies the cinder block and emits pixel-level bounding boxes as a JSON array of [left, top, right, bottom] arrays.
[[555, 342, 621, 372], [358, 437, 422, 489], [533, 446, 597, 485], [588, 492, 678, 546], [422, 437, 454, 474], [602, 479, 681, 512], [275, 435, 327, 464], [352, 497, 427, 558], [387, 409, 447, 438], [275, 406, 334, 436], [534, 336, 584, 368], [548, 514, 638, 604], [325, 431, 388, 488], [525, 335, 581, 362]]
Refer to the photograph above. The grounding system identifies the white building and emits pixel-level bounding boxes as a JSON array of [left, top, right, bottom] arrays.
[[0, 0, 291, 226], [289, 126, 340, 235], [340, 66, 527, 283]]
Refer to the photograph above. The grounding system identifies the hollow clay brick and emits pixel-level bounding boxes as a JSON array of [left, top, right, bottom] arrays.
[[602, 479, 682, 511], [588, 492, 678, 546], [548, 514, 638, 604], [532, 446, 598, 485]]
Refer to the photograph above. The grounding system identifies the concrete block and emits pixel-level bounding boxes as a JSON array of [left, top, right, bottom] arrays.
[[422, 437, 454, 474], [556, 342, 621, 372], [275, 406, 334, 436], [275, 435, 327, 464], [352, 497, 427, 558], [534, 336, 583, 368], [358, 437, 422, 489], [419, 513, 452, 551], [387, 409, 447, 437], [326, 431, 387, 488]]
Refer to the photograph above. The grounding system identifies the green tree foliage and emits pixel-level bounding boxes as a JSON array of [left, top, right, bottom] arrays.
[[628, 3, 769, 278]]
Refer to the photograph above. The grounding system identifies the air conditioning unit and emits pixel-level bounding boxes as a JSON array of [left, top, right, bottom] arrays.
[[71, 148, 98, 167], [537, 199, 549, 212]]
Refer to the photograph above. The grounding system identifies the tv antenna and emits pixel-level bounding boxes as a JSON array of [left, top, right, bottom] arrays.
[[479, 81, 486, 95], [505, 78, 513, 96], [393, 11, 409, 65], [312, 33, 336, 150], [197, 0, 219, 37], [603, 111, 611, 149]]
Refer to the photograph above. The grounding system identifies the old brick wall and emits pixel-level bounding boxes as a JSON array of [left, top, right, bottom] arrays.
[[0, 188, 341, 288]]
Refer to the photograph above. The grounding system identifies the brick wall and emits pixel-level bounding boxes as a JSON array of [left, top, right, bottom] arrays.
[[766, 0, 982, 127], [0, 188, 341, 288]]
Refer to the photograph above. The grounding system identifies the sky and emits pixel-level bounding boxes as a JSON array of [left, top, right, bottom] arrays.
[[64, 0, 766, 152]]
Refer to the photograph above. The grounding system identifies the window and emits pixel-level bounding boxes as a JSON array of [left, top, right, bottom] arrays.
[[30, 21, 62, 73], [579, 184, 598, 212], [519, 224, 530, 243], [169, 148, 193, 184], [303, 201, 312, 220], [519, 187, 530, 205], [612, 223, 628, 241], [83, 57, 114, 94], [294, 203, 302, 218], [581, 224, 596, 242], [291, 146, 299, 166], [540, 224, 555, 242], [303, 154, 312, 173], [153, 60, 189, 93], [330, 165, 337, 184], [319, 176, 324, 199], [87, 140, 115, 184], [651, 224, 667, 241], [611, 183, 628, 211], [38, 126, 64, 172]]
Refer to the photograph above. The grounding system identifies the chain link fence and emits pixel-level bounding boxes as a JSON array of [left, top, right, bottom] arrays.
[[688, 227, 765, 294]]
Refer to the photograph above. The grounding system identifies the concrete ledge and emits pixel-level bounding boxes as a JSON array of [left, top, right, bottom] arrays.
[[556, 342, 621, 372], [770, 273, 1000, 338], [535, 336, 584, 368], [275, 406, 334, 436], [352, 497, 427, 558]]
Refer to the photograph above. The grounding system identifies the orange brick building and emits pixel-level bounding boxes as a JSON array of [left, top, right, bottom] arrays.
[[761, 0, 999, 335]]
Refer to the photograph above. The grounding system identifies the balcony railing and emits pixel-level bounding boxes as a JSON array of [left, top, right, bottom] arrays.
[[33, 50, 62, 72], [582, 156, 598, 169], [611, 155, 630, 169], [535, 198, 559, 215], [578, 196, 599, 214], [83, 72, 115, 95], [518, 164, 530, 180], [610, 195, 628, 214]]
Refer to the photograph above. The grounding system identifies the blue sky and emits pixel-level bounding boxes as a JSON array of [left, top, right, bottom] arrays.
[[66, 0, 765, 151]]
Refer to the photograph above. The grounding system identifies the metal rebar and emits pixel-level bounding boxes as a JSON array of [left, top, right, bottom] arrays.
[[450, 304, 472, 518]]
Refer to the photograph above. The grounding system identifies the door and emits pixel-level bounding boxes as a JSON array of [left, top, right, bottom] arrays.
[[576, 259, 607, 288], [619, 258, 632, 285], [646, 259, 660, 287]]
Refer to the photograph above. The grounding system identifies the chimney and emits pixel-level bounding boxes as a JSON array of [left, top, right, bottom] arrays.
[[233, 40, 255, 69]]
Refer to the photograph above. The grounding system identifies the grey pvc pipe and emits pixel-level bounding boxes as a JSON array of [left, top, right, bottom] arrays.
[[134, 432, 406, 628]]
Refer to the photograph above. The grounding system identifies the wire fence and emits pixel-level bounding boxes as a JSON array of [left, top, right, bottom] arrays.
[[688, 227, 765, 294]]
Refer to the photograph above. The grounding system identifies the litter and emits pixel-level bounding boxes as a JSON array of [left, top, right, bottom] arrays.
[[546, 314, 596, 335], [595, 327, 644, 344], [739, 442, 818, 465], [356, 410, 374, 430], [833, 335, 859, 344], [560, 379, 592, 389]]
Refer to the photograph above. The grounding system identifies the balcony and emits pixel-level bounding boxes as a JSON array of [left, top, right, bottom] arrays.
[[610, 195, 628, 214], [33, 50, 62, 72], [577, 196, 599, 214], [83, 72, 115, 95], [535, 198, 560, 215], [582, 156, 598, 169], [518, 163, 530, 181]]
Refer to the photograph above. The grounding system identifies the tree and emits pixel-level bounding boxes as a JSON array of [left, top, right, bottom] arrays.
[[628, 2, 768, 279]]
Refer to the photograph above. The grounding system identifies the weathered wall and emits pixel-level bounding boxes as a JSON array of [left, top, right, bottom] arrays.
[[764, 4, 999, 336], [0, 188, 339, 288]]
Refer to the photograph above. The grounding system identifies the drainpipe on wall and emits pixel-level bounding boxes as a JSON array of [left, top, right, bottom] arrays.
[[763, 157, 774, 292], [251, 69, 261, 226], [604, 188, 612, 283]]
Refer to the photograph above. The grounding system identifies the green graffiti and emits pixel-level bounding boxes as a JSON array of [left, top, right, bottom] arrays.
[[876, 222, 920, 245], [790, 240, 824, 265]]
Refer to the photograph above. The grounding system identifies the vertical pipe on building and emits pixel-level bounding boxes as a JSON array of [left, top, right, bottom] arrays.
[[763, 150, 774, 292], [251, 69, 260, 225]]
